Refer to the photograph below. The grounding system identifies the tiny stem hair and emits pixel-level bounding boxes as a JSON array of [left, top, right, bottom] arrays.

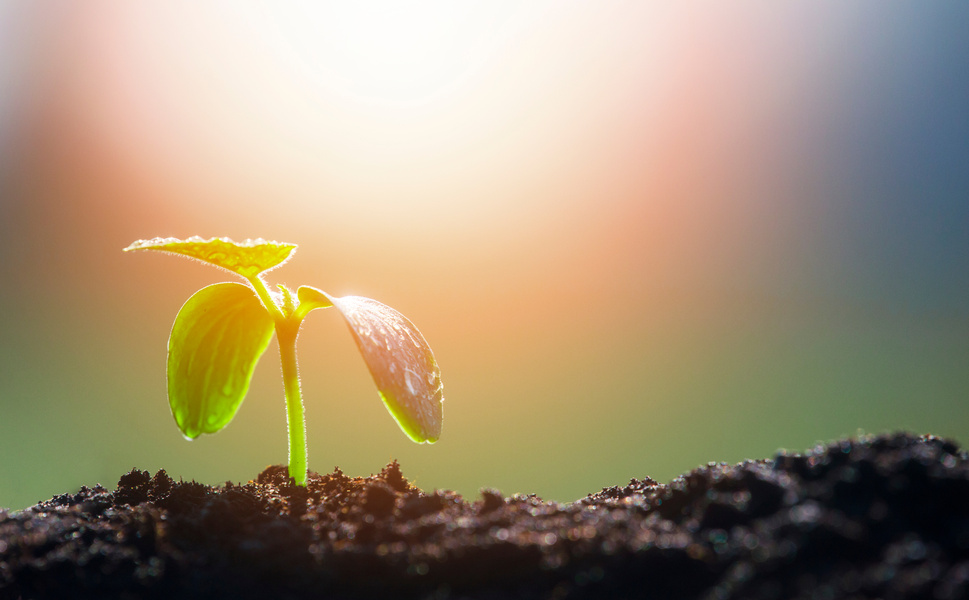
[[275, 319, 307, 486]]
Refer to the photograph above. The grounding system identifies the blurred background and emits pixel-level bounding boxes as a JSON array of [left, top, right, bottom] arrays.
[[1, 1, 967, 510]]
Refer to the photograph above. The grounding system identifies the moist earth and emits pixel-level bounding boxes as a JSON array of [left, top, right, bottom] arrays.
[[1, 432, 968, 599]]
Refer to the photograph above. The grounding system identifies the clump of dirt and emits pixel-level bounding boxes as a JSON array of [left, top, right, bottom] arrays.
[[2, 433, 968, 599]]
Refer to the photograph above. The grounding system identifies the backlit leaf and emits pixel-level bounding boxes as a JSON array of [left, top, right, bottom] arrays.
[[298, 286, 444, 443], [124, 236, 297, 279], [168, 282, 275, 439]]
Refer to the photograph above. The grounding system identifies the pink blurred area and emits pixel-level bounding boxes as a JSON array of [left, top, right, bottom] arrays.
[[2, 3, 966, 509], [8, 2, 844, 329]]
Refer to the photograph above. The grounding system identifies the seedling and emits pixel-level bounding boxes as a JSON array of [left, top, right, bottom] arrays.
[[124, 236, 444, 486]]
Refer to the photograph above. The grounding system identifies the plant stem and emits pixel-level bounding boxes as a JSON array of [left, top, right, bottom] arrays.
[[248, 275, 308, 486], [276, 320, 307, 486], [248, 275, 285, 322]]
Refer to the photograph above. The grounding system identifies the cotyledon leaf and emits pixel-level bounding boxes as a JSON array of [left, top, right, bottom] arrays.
[[168, 282, 275, 439], [124, 236, 297, 279], [297, 286, 444, 443]]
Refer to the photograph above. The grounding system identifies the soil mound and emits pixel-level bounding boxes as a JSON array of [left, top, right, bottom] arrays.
[[2, 432, 968, 599]]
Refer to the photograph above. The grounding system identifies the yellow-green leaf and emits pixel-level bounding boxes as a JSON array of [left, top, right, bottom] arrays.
[[168, 282, 275, 439], [299, 286, 444, 443], [124, 236, 297, 279]]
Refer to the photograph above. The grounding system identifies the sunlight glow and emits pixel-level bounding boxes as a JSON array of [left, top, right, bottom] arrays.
[[246, 1, 531, 106]]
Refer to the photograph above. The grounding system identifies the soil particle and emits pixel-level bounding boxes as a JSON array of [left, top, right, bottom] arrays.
[[2, 432, 968, 599]]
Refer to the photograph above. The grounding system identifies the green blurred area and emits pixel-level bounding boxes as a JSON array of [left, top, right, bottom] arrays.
[[1, 3, 968, 510], [1, 244, 965, 510]]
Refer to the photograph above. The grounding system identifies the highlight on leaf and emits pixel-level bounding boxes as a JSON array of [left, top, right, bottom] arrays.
[[168, 282, 275, 439], [299, 286, 444, 443], [124, 236, 297, 278]]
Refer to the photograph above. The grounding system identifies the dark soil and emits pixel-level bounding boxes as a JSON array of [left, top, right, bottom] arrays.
[[2, 432, 968, 599]]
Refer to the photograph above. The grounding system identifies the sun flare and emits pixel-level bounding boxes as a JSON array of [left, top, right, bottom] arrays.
[[243, 0, 534, 106]]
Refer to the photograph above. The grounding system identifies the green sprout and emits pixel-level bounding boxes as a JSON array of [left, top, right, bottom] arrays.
[[124, 236, 444, 486]]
